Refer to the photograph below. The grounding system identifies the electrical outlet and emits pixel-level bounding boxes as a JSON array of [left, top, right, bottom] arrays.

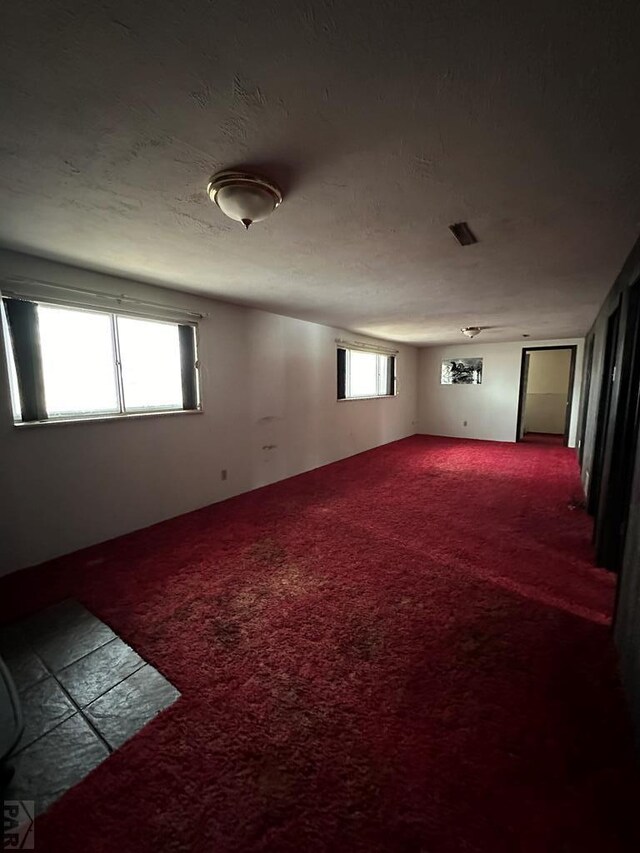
[[221, 469, 227, 481]]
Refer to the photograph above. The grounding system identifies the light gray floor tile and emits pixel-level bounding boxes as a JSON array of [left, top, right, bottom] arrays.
[[57, 637, 145, 707], [84, 664, 180, 749], [24, 600, 116, 672], [3, 600, 180, 811], [16, 677, 76, 752], [6, 713, 109, 815]]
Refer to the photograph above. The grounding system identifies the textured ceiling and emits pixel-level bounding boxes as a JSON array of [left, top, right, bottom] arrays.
[[1, 0, 639, 344]]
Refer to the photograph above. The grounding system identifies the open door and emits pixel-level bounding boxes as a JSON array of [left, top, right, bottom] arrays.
[[516, 346, 577, 445]]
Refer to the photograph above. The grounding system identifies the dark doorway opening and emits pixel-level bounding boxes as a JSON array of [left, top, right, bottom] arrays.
[[516, 346, 577, 446], [592, 280, 640, 575]]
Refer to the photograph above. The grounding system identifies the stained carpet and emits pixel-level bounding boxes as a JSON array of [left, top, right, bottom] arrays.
[[0, 435, 638, 852]]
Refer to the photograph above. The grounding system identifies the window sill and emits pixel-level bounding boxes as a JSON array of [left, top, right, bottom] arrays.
[[338, 395, 396, 402], [13, 408, 204, 428]]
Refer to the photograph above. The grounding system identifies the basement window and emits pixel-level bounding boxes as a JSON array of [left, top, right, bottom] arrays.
[[1, 298, 200, 425], [337, 347, 396, 400]]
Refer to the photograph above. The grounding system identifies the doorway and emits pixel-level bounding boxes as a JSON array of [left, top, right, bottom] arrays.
[[516, 346, 577, 445], [592, 280, 640, 574]]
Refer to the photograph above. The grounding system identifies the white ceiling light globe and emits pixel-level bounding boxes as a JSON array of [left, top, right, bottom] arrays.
[[207, 171, 283, 230]]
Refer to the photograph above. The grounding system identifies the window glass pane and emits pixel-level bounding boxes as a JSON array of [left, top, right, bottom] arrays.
[[38, 305, 120, 416], [348, 350, 379, 397], [117, 316, 182, 411], [1, 302, 22, 421], [377, 355, 389, 395]]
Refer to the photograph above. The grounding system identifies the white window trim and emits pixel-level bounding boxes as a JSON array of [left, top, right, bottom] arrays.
[[13, 408, 204, 428]]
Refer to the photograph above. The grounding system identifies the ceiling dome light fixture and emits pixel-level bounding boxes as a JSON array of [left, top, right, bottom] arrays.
[[461, 327, 482, 338], [207, 170, 283, 230]]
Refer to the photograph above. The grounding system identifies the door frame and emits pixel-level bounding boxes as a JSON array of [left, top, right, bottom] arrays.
[[515, 345, 578, 445], [577, 332, 595, 464]]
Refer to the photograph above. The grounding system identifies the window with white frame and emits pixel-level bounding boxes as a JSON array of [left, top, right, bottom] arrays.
[[337, 346, 396, 399], [1, 298, 200, 424]]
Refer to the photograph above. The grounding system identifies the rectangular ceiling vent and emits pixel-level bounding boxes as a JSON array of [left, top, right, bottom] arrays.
[[449, 222, 478, 246]]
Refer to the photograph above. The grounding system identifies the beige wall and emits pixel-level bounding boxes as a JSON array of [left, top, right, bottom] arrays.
[[525, 348, 572, 393], [418, 338, 583, 445], [523, 348, 573, 434], [0, 250, 418, 575]]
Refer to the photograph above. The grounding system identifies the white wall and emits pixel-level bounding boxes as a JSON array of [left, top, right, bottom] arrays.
[[418, 338, 583, 445], [523, 348, 573, 434], [0, 250, 418, 575]]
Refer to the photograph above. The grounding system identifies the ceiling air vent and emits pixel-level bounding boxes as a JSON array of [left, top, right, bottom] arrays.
[[449, 222, 478, 246]]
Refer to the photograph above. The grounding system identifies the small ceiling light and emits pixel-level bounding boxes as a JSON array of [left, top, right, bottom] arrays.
[[461, 327, 482, 338], [207, 170, 283, 230]]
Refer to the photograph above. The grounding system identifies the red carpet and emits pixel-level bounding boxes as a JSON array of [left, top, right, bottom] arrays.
[[1, 435, 638, 852]]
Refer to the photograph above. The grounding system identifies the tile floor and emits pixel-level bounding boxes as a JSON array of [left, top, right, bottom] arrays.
[[1, 599, 180, 814]]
